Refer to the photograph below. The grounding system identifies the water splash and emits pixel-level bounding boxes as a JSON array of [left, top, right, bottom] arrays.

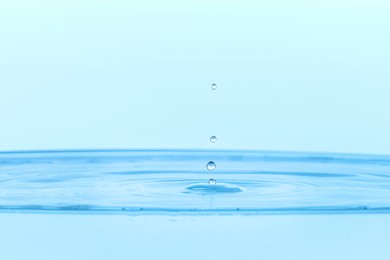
[[185, 182, 242, 195], [208, 178, 217, 185]]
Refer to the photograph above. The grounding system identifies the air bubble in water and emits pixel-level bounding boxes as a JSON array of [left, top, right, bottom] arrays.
[[210, 136, 217, 143], [206, 161, 216, 171], [208, 179, 217, 185], [211, 83, 217, 90]]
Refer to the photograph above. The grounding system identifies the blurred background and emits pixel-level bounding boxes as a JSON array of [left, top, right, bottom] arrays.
[[0, 0, 389, 154]]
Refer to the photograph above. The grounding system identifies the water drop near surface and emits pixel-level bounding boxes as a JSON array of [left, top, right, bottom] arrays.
[[210, 136, 217, 143], [206, 161, 216, 171], [209, 179, 217, 185]]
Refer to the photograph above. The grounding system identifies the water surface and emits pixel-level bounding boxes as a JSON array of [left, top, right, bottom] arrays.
[[1, 149, 390, 214]]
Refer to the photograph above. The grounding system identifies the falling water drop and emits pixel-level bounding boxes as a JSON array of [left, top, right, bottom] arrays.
[[211, 83, 217, 90], [206, 161, 216, 171], [210, 136, 217, 143], [208, 179, 217, 185]]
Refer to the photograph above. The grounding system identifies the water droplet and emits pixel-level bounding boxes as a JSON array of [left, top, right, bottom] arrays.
[[206, 161, 216, 171], [210, 136, 217, 143], [208, 179, 217, 185], [211, 83, 217, 90]]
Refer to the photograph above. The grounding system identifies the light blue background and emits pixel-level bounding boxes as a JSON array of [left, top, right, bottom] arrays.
[[1, 0, 389, 154], [1, 214, 389, 260]]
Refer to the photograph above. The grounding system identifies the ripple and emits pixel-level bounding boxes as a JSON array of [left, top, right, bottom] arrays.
[[1, 149, 390, 214], [184, 183, 243, 195]]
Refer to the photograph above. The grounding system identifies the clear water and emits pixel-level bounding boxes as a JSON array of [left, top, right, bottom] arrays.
[[1, 149, 390, 214], [1, 150, 390, 260]]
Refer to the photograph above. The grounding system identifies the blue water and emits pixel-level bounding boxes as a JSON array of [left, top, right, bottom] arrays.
[[1, 149, 390, 214], [1, 149, 390, 260]]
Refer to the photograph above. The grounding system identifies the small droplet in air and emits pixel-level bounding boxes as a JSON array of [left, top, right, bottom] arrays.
[[206, 161, 216, 171], [211, 83, 217, 90], [208, 179, 217, 185], [210, 136, 217, 143]]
